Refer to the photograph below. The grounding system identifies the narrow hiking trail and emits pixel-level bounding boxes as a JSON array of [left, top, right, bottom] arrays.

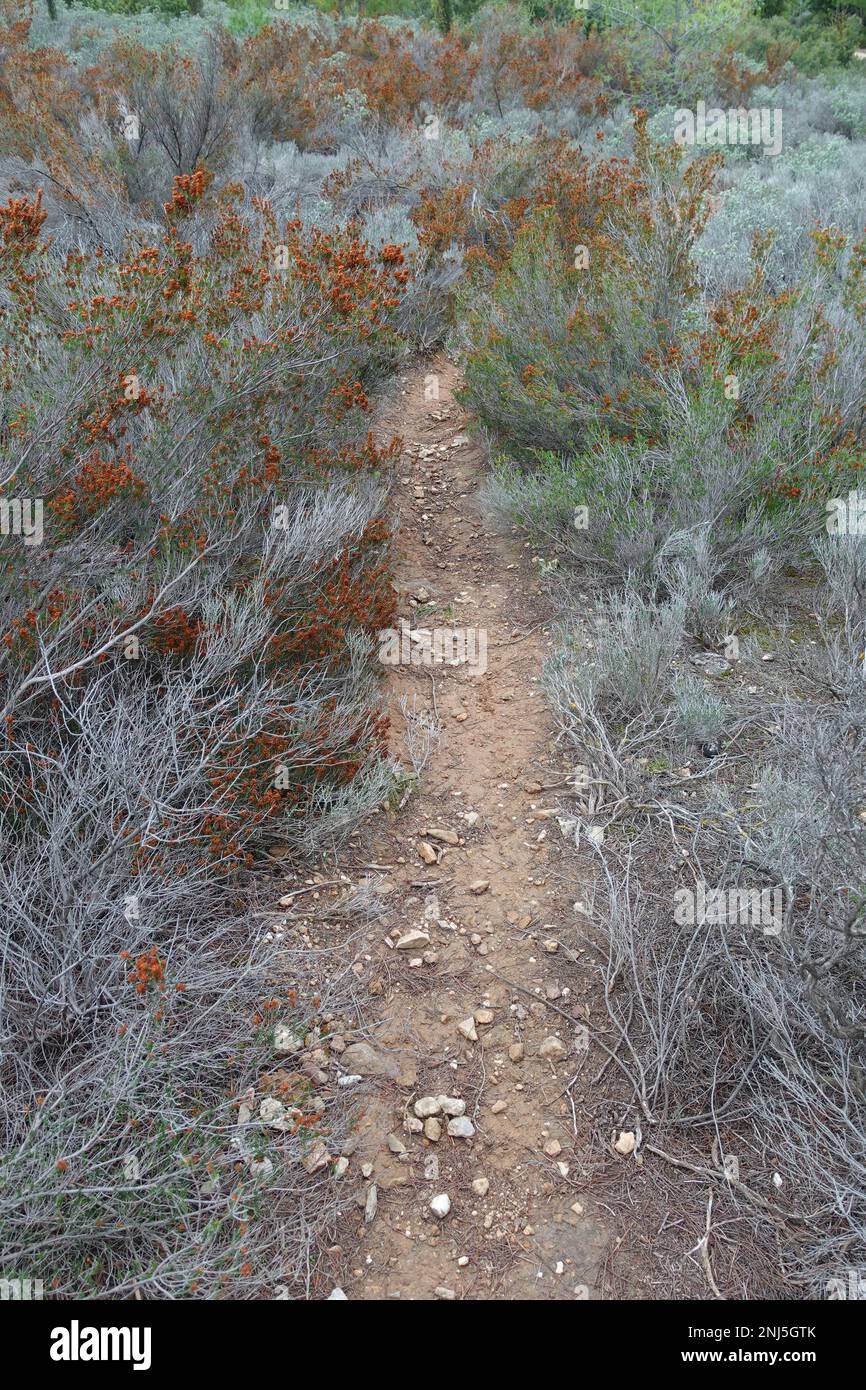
[[335, 356, 620, 1300]]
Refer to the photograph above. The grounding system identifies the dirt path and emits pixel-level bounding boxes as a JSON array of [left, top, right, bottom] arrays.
[[339, 355, 615, 1300]]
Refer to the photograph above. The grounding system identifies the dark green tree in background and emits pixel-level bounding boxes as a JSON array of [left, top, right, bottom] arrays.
[[432, 0, 453, 32]]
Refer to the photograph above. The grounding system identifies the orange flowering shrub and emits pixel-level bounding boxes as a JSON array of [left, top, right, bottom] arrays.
[[0, 174, 406, 858], [0, 94, 404, 1292], [458, 113, 721, 454]]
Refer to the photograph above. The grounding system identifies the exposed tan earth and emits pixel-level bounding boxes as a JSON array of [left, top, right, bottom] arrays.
[[322, 356, 623, 1300]]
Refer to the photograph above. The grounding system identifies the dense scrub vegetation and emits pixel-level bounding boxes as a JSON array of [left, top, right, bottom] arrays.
[[1, 0, 865, 1297]]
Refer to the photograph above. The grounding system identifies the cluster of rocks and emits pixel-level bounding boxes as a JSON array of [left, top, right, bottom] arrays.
[[238, 1009, 398, 1180], [409, 1093, 475, 1143]]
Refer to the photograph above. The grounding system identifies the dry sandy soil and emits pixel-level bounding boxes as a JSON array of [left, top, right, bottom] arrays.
[[318, 355, 635, 1301]]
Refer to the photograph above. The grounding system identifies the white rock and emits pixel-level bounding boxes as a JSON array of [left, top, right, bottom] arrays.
[[259, 1097, 285, 1124], [334, 1157, 349, 1178], [447, 1116, 475, 1139], [337, 1074, 362, 1087], [365, 1185, 378, 1223], [538, 1036, 566, 1059], [430, 1193, 451, 1219], [273, 1023, 303, 1055], [458, 1017, 478, 1042], [396, 928, 431, 951], [614, 1130, 636, 1156], [472, 1177, 490, 1197], [437, 1095, 466, 1116], [435, 1286, 456, 1300], [327, 1287, 348, 1300], [413, 1095, 442, 1118], [249, 1155, 274, 1180], [302, 1139, 331, 1174], [426, 826, 459, 845]]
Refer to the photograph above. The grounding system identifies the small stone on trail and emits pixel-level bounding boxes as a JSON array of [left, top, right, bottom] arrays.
[[437, 1095, 466, 1116], [614, 1130, 636, 1156], [396, 928, 431, 950], [430, 1193, 451, 1218], [426, 827, 459, 846], [472, 1177, 490, 1197], [458, 1017, 478, 1042], [447, 1116, 475, 1139], [538, 1036, 566, 1059]]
